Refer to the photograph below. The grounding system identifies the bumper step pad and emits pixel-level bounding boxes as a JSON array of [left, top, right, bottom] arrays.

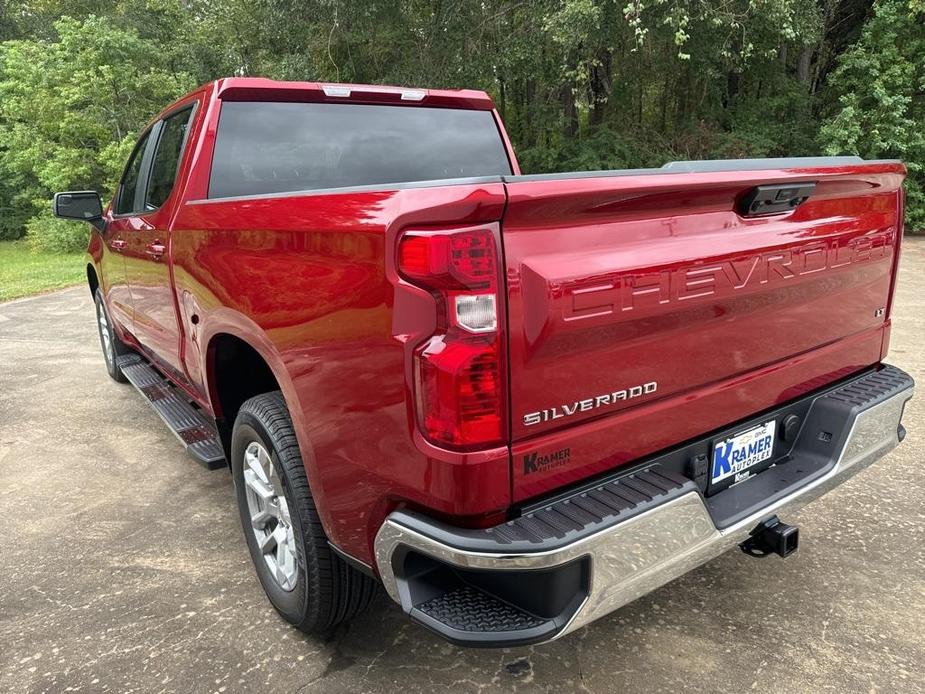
[[117, 354, 226, 469], [491, 466, 692, 546], [416, 586, 546, 633], [390, 465, 696, 556]]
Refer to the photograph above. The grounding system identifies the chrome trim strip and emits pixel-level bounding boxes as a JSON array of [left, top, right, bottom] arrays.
[[374, 385, 912, 641]]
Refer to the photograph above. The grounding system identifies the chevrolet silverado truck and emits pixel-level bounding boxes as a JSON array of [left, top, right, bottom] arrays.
[[53, 78, 914, 647]]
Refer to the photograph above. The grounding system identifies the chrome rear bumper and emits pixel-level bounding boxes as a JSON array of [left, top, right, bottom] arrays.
[[375, 366, 913, 646]]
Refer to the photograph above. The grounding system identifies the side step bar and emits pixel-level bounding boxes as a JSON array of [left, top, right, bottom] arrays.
[[116, 354, 226, 470]]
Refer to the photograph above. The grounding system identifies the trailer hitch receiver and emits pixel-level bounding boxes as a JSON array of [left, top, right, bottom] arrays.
[[740, 515, 799, 558]]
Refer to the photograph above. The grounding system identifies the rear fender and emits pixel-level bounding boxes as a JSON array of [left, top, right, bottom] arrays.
[[200, 310, 334, 534]]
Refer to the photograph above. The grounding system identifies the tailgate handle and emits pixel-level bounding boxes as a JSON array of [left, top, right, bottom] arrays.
[[738, 182, 816, 217]]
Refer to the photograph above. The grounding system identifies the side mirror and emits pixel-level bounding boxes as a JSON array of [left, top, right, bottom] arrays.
[[53, 191, 105, 230]]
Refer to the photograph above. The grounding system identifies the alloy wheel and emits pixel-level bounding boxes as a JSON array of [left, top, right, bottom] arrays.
[[242, 440, 299, 591]]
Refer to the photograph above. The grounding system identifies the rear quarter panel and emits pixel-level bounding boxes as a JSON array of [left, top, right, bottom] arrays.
[[170, 183, 510, 564]]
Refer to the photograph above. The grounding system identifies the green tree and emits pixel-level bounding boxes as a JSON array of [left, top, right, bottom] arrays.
[[820, 0, 925, 231], [0, 14, 195, 247]]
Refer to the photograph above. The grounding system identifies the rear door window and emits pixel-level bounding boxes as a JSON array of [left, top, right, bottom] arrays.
[[209, 102, 512, 199], [145, 106, 195, 210]]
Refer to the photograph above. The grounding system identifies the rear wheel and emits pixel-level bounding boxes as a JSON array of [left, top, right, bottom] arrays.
[[94, 289, 129, 383], [231, 392, 377, 634]]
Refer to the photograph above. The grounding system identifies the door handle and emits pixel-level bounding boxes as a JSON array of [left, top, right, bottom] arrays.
[[145, 241, 166, 260], [110, 238, 126, 252]]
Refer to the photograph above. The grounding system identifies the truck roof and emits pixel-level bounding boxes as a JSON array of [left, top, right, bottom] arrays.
[[211, 77, 496, 111]]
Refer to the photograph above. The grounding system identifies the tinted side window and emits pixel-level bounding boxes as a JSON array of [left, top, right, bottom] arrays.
[[209, 102, 512, 199], [146, 107, 194, 210], [115, 130, 152, 215]]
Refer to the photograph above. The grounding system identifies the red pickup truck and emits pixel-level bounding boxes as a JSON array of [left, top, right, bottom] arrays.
[[54, 78, 914, 647]]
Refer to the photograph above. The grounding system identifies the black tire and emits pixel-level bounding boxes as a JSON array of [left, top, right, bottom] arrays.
[[94, 289, 129, 383], [231, 391, 377, 634]]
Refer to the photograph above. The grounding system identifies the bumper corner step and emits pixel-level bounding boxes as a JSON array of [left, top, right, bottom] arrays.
[[416, 586, 547, 632], [411, 584, 560, 647], [117, 354, 226, 470]]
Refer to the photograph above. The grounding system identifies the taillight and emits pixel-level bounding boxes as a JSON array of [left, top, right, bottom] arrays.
[[397, 227, 506, 449]]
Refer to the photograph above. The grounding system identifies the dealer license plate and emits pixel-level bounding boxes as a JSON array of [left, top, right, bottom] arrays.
[[710, 420, 776, 491]]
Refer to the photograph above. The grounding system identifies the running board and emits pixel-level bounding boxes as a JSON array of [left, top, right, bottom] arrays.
[[116, 354, 226, 470]]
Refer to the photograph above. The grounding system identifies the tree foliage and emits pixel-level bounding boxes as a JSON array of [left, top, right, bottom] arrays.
[[0, 0, 922, 246], [820, 0, 925, 230], [0, 9, 196, 242]]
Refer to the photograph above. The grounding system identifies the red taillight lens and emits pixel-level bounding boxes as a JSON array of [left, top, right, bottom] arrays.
[[448, 232, 495, 288], [398, 229, 497, 291], [416, 335, 503, 446], [397, 234, 444, 279], [397, 227, 506, 450]]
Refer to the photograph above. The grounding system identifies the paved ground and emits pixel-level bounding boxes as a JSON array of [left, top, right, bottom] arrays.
[[1, 239, 923, 694]]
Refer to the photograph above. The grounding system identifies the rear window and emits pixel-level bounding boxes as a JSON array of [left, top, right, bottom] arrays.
[[208, 101, 512, 199]]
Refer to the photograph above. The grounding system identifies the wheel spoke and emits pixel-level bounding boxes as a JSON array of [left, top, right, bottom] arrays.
[[277, 495, 292, 526], [257, 532, 275, 555], [259, 523, 287, 556], [243, 468, 274, 502], [244, 448, 270, 484], [249, 495, 280, 529], [97, 305, 113, 363], [274, 529, 298, 588], [265, 461, 281, 498], [257, 524, 278, 555], [250, 507, 274, 529]]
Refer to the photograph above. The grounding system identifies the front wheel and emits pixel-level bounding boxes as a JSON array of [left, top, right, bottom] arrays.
[[94, 289, 129, 382], [231, 392, 377, 634]]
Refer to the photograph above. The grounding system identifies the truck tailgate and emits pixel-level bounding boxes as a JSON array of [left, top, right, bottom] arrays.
[[500, 160, 905, 501]]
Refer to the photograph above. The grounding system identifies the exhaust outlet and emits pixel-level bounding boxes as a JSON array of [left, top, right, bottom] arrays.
[[740, 515, 799, 558]]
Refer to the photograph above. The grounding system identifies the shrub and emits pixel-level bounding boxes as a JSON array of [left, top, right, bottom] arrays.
[[25, 209, 89, 254], [0, 207, 29, 241]]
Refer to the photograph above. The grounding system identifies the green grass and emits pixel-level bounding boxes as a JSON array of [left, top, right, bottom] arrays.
[[0, 241, 85, 302]]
